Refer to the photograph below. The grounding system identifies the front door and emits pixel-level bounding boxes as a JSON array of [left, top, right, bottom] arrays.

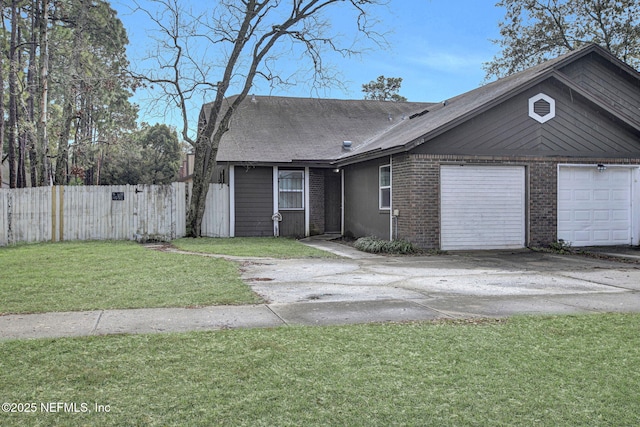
[[324, 171, 342, 233]]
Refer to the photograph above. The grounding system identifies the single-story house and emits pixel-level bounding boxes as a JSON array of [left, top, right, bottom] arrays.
[[203, 43, 640, 250]]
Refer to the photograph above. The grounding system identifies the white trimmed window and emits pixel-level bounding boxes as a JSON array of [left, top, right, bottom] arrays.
[[379, 165, 391, 210], [278, 170, 304, 209]]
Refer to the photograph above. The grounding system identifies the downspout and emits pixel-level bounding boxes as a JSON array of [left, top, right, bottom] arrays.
[[390, 155, 395, 241], [229, 165, 235, 237], [304, 167, 310, 236], [272, 167, 279, 237], [341, 168, 345, 236]]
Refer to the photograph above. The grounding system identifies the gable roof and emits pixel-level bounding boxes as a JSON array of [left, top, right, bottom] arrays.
[[209, 43, 640, 166], [338, 43, 640, 164]]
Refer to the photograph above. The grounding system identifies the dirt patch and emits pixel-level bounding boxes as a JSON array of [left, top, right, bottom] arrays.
[[143, 242, 177, 252]]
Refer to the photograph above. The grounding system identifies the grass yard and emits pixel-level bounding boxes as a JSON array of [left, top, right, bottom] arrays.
[[173, 237, 339, 258], [1, 314, 639, 426], [0, 241, 261, 314]]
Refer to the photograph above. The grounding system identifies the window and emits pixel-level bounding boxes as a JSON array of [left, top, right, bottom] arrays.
[[278, 170, 304, 209], [379, 165, 391, 210]]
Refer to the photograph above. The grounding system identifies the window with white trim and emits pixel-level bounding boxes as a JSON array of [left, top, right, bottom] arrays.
[[379, 165, 391, 210], [278, 170, 304, 209]]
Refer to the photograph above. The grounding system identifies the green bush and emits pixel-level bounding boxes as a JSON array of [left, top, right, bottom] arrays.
[[549, 239, 573, 254], [354, 236, 418, 254]]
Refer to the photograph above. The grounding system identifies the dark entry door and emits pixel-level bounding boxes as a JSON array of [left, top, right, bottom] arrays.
[[324, 171, 342, 233]]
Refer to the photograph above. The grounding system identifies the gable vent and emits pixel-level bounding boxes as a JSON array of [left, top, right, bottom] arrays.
[[528, 93, 556, 123], [533, 99, 551, 116]]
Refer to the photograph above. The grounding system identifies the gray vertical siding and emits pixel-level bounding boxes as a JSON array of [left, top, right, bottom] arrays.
[[234, 167, 273, 237], [344, 159, 390, 240], [324, 171, 342, 233], [279, 211, 305, 237]]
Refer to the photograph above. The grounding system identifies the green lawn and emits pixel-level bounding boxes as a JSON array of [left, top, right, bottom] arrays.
[[0, 241, 261, 314], [173, 237, 339, 258], [1, 314, 639, 426]]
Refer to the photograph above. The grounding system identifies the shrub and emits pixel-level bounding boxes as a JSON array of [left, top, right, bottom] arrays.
[[549, 239, 573, 254], [354, 236, 418, 255]]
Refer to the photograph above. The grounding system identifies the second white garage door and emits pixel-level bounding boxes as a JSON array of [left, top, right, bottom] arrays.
[[558, 166, 634, 246], [440, 165, 526, 250]]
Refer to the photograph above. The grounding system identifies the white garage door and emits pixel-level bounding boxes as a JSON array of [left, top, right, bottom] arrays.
[[441, 165, 525, 250], [558, 166, 633, 246]]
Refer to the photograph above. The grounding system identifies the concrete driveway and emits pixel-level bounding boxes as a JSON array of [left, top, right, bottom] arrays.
[[240, 241, 640, 321], [3, 242, 640, 340]]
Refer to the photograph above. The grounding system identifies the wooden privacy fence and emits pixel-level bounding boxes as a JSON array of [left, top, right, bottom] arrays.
[[199, 183, 230, 238], [0, 183, 188, 246]]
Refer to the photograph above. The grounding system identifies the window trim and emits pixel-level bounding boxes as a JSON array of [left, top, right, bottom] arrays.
[[379, 164, 391, 210], [278, 169, 305, 210]]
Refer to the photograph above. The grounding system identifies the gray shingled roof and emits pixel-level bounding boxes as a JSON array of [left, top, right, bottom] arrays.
[[210, 44, 635, 165], [215, 97, 434, 164], [339, 44, 627, 162]]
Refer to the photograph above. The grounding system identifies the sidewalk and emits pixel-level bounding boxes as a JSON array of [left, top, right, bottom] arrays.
[[4, 291, 640, 340], [2, 240, 640, 340]]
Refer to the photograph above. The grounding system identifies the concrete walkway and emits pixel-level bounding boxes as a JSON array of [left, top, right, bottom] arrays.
[[2, 240, 640, 340]]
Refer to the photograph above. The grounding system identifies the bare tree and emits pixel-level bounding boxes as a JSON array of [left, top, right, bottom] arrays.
[[132, 0, 387, 237]]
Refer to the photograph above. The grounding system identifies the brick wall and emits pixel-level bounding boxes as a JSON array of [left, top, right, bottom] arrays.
[[529, 161, 557, 246], [392, 154, 440, 248], [392, 154, 640, 250]]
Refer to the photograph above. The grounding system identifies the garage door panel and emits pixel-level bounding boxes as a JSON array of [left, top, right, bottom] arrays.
[[612, 210, 629, 221], [441, 165, 525, 250], [613, 190, 630, 201], [593, 190, 610, 200], [573, 231, 591, 242], [574, 210, 591, 221], [574, 190, 591, 201], [593, 210, 610, 221], [558, 166, 633, 246]]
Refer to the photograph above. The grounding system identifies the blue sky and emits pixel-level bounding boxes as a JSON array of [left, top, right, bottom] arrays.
[[115, 0, 506, 128]]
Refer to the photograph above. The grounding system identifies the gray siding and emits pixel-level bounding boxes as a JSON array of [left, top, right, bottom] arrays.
[[234, 167, 273, 237], [324, 171, 342, 233], [344, 158, 390, 239], [559, 53, 640, 124], [414, 81, 640, 158], [279, 211, 305, 237], [309, 169, 325, 235]]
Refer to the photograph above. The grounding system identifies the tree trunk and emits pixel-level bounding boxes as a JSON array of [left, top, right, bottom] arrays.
[[37, 0, 50, 186], [8, 0, 19, 188], [27, 0, 39, 187], [0, 22, 4, 188], [186, 143, 218, 237], [17, 131, 27, 188], [55, 99, 74, 184]]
